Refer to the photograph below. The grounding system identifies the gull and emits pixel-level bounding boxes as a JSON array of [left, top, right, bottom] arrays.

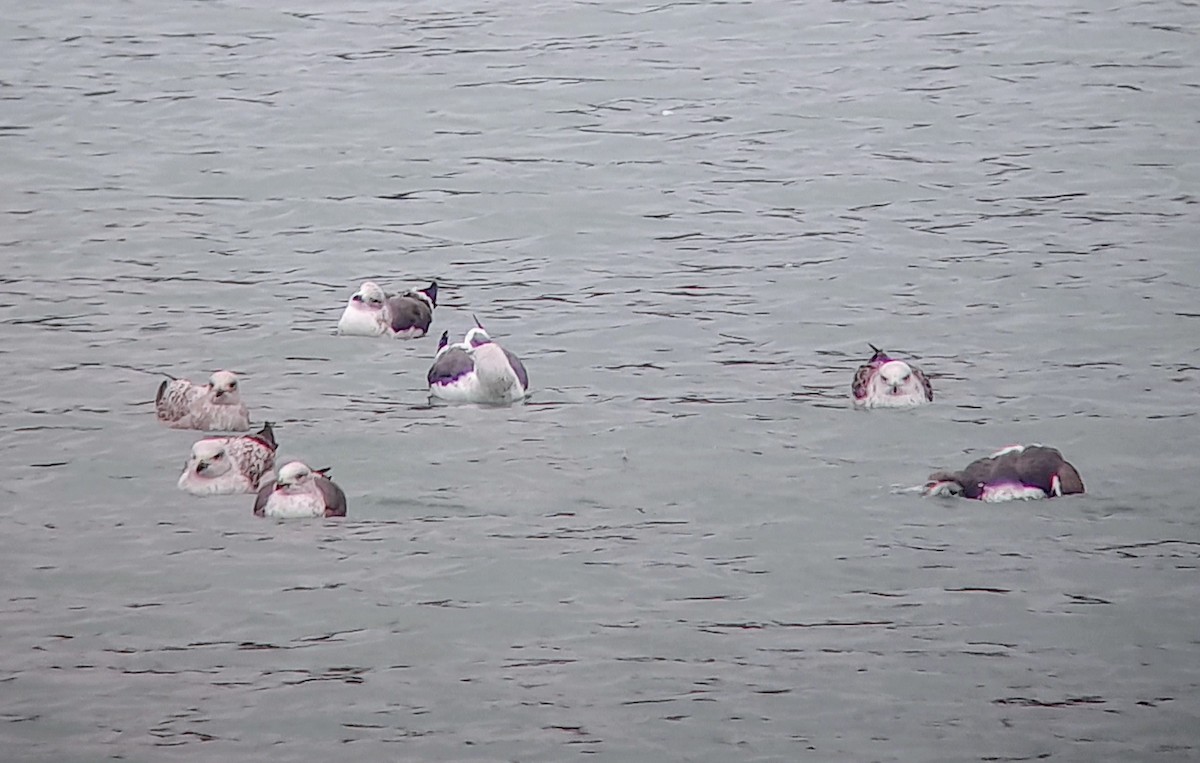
[[156, 370, 251, 431], [924, 445, 1085, 502], [177, 422, 278, 496], [254, 461, 348, 518], [337, 280, 437, 338], [851, 345, 933, 408], [427, 319, 529, 404]]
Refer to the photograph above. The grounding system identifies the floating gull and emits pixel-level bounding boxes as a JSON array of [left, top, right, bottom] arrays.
[[427, 319, 529, 404], [337, 280, 438, 338], [156, 370, 251, 431], [177, 422, 278, 496], [923, 444, 1085, 502], [851, 345, 933, 408], [254, 461, 348, 518]]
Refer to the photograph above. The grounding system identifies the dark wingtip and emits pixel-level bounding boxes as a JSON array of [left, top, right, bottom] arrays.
[[1058, 461, 1085, 495], [255, 421, 277, 450], [437, 330, 449, 352], [422, 281, 438, 307], [315, 466, 333, 477], [155, 379, 168, 406], [472, 313, 484, 329]]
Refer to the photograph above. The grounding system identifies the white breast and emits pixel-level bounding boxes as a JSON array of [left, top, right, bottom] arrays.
[[177, 470, 253, 496], [337, 303, 389, 336], [430, 374, 483, 402], [189, 403, 250, 432], [262, 493, 326, 518], [979, 484, 1047, 503]]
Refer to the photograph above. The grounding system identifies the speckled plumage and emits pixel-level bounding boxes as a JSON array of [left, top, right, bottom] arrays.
[[177, 423, 278, 496], [155, 370, 251, 431]]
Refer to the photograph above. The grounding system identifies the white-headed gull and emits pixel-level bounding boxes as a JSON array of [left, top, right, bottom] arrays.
[[851, 345, 933, 408], [337, 280, 437, 338], [427, 319, 529, 405]]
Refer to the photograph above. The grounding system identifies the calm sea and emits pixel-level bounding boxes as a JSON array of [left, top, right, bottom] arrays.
[[2, 0, 1198, 760]]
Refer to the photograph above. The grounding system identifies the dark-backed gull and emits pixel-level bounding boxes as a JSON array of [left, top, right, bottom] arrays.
[[924, 445, 1085, 502], [427, 320, 529, 405], [253, 461, 347, 518], [337, 280, 437, 338]]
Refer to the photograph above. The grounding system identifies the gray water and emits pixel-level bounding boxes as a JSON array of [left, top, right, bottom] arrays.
[[2, 0, 1199, 760]]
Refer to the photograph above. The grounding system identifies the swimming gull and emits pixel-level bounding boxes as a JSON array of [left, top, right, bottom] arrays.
[[177, 422, 278, 496], [851, 345, 933, 408], [254, 461, 348, 518], [337, 280, 438, 338], [156, 370, 251, 431], [923, 444, 1085, 502], [427, 319, 529, 404]]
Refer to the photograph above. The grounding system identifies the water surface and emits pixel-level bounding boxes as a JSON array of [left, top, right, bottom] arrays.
[[2, 0, 1199, 760]]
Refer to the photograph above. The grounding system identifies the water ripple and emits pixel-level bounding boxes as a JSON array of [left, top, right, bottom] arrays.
[[1, 0, 1198, 760]]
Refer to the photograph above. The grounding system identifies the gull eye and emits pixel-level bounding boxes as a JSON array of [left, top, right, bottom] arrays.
[[229, 381, 237, 389]]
